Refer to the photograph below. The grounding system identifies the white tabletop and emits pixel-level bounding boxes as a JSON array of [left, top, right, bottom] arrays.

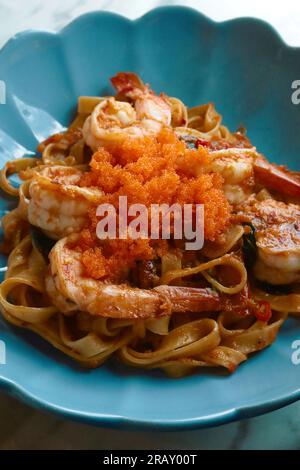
[[1, 0, 300, 48], [0, 0, 300, 450]]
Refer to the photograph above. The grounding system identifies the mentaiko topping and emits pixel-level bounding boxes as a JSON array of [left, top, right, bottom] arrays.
[[76, 128, 231, 280]]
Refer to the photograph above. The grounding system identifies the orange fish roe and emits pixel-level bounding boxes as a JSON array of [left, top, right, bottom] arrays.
[[76, 129, 231, 281], [80, 237, 163, 281]]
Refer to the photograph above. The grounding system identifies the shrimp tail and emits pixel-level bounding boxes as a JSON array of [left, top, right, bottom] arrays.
[[111, 72, 146, 99], [155, 286, 221, 314], [254, 156, 300, 197]]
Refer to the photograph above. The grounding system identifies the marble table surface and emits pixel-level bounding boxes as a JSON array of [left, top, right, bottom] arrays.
[[0, 0, 300, 450]]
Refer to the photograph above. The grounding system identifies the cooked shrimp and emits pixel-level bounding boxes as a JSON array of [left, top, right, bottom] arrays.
[[111, 72, 171, 129], [27, 166, 102, 239], [239, 197, 300, 285], [209, 148, 300, 201], [83, 73, 171, 151], [46, 236, 221, 319], [207, 149, 254, 205]]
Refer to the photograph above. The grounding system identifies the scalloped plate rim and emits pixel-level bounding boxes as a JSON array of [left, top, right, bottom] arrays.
[[1, 373, 300, 430], [2, 6, 300, 54]]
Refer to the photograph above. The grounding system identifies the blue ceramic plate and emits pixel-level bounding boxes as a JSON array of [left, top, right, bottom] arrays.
[[0, 6, 300, 430]]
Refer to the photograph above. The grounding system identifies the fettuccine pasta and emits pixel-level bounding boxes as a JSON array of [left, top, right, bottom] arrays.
[[0, 72, 299, 377]]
